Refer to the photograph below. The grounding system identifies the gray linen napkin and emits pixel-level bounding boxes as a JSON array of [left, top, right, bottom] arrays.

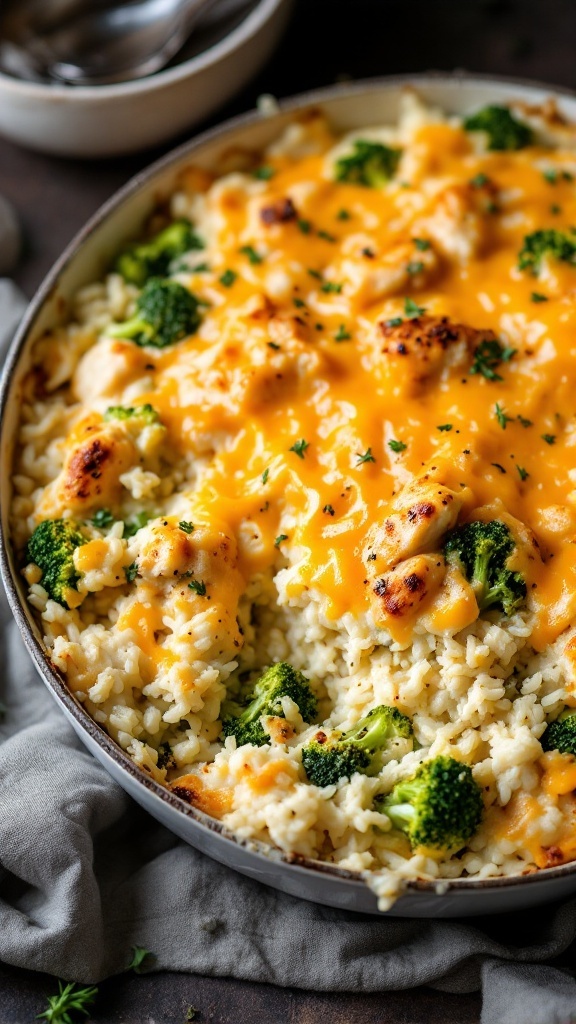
[[1, 284, 576, 1024]]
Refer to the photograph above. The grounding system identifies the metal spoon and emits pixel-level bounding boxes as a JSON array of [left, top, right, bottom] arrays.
[[20, 0, 224, 86]]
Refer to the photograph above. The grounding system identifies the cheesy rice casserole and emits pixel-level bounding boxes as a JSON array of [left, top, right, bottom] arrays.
[[12, 92, 576, 907]]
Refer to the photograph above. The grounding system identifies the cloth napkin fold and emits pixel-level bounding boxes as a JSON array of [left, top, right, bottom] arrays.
[[1, 282, 576, 1024]]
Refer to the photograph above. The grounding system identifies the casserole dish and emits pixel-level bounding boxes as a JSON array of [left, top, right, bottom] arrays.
[[5, 74, 576, 916]]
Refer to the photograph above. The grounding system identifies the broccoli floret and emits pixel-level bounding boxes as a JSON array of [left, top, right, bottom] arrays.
[[114, 219, 204, 286], [109, 279, 201, 348], [541, 709, 576, 755], [104, 403, 160, 424], [334, 140, 402, 187], [518, 229, 576, 274], [380, 755, 483, 852], [463, 105, 533, 151], [26, 518, 87, 608], [444, 519, 527, 616], [301, 706, 413, 787], [222, 662, 317, 747]]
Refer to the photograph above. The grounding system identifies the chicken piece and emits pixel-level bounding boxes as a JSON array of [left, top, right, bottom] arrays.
[[38, 415, 137, 517], [340, 238, 441, 307], [133, 520, 240, 589], [374, 315, 498, 398], [369, 553, 446, 629], [363, 476, 464, 575], [420, 179, 498, 263], [72, 337, 154, 406]]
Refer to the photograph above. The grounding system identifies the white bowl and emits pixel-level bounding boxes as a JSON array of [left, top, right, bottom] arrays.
[[4, 74, 576, 917], [0, 0, 292, 158]]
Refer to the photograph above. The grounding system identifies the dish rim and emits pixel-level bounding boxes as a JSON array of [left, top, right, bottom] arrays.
[[4, 70, 576, 899], [0, 0, 288, 99]]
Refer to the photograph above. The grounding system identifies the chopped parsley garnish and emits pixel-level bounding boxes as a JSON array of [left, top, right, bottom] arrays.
[[262, 467, 270, 484], [307, 268, 322, 280], [125, 562, 139, 583], [315, 323, 324, 331], [179, 521, 194, 534], [317, 229, 337, 242], [240, 245, 263, 265], [268, 341, 281, 350], [516, 465, 529, 481], [357, 447, 376, 464], [406, 260, 424, 276], [91, 509, 114, 528], [289, 438, 310, 459], [437, 423, 453, 432], [323, 504, 335, 515], [320, 281, 343, 293], [470, 338, 516, 381], [413, 237, 431, 251], [388, 439, 407, 453], [335, 324, 351, 341], [336, 208, 351, 220], [297, 218, 312, 234], [128, 946, 152, 973], [219, 269, 237, 287], [518, 229, 576, 274], [550, 204, 562, 215], [517, 415, 533, 428], [293, 296, 306, 308], [385, 316, 404, 328], [470, 172, 489, 188], [188, 579, 207, 596], [191, 262, 210, 273], [531, 292, 549, 302], [541, 433, 556, 444], [275, 534, 288, 547], [404, 297, 426, 318], [495, 403, 513, 429], [542, 168, 573, 185], [253, 165, 275, 180]]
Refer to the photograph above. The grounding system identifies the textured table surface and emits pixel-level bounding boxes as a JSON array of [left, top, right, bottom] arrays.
[[0, 0, 574, 1020]]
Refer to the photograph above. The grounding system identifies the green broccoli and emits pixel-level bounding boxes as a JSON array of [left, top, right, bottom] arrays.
[[26, 518, 87, 608], [541, 709, 576, 755], [114, 219, 204, 286], [109, 279, 201, 348], [334, 140, 402, 187], [463, 105, 533, 150], [518, 229, 576, 274], [444, 519, 527, 616], [301, 705, 413, 787], [104, 403, 160, 424], [222, 662, 317, 747], [380, 755, 483, 852]]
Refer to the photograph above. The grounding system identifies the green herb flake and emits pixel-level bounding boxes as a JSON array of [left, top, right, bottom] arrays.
[[37, 981, 98, 1024], [262, 468, 270, 484], [298, 219, 312, 235], [470, 339, 516, 381], [274, 534, 288, 547], [543, 169, 559, 184], [185, 1009, 200, 1022], [192, 262, 210, 273], [317, 229, 337, 242], [240, 245, 263, 265], [179, 521, 194, 534], [336, 208, 351, 220], [357, 447, 376, 465], [307, 268, 322, 280], [315, 323, 324, 331], [125, 562, 139, 583], [437, 423, 453, 432], [320, 281, 343, 294], [267, 341, 281, 350], [293, 296, 306, 308], [335, 324, 351, 341], [550, 204, 562, 215], [406, 260, 424, 276], [323, 504, 335, 516], [517, 415, 533, 428], [128, 946, 152, 974], [188, 579, 207, 596], [413, 237, 431, 251], [541, 433, 556, 445], [385, 316, 404, 328], [495, 403, 513, 429], [289, 438, 310, 459], [470, 172, 489, 188], [404, 297, 426, 318], [253, 165, 275, 180], [91, 509, 114, 529], [516, 465, 530, 481], [219, 269, 237, 288], [388, 439, 407, 454], [531, 292, 549, 303]]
